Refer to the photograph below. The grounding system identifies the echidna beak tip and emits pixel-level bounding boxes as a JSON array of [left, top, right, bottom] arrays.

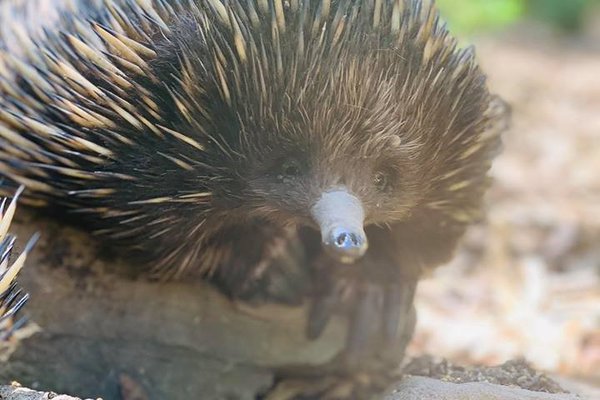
[[310, 188, 368, 264], [323, 227, 368, 263]]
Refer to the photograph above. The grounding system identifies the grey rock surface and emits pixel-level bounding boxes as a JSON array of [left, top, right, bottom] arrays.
[[1, 213, 348, 400], [384, 376, 582, 400], [0, 385, 88, 400]]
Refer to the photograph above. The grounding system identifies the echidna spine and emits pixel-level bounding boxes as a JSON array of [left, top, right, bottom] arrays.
[[0, 185, 39, 349]]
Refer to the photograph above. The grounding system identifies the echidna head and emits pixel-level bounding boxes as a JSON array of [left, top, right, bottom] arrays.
[[223, 45, 445, 264], [238, 97, 428, 264]]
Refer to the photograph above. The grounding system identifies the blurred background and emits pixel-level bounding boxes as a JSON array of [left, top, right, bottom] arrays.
[[408, 0, 600, 394]]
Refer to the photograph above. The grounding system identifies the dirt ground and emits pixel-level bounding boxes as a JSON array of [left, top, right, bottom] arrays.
[[408, 24, 600, 391]]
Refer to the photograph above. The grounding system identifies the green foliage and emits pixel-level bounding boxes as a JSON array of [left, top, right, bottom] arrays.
[[436, 0, 599, 35], [527, 0, 593, 32], [436, 0, 524, 35]]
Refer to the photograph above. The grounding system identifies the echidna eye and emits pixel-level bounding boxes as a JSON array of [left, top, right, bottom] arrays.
[[283, 160, 300, 176], [277, 159, 302, 182], [373, 171, 390, 192]]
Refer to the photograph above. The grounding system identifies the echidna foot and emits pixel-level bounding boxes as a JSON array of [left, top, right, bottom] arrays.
[[230, 232, 311, 306], [210, 224, 312, 305], [307, 259, 417, 369]]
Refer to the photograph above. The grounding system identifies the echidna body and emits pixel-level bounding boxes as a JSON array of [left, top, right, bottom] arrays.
[[0, 0, 507, 371]]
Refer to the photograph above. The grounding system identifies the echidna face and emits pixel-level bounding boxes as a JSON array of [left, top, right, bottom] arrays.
[[240, 109, 427, 263]]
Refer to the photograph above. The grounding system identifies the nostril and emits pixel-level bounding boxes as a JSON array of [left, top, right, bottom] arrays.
[[325, 228, 368, 262], [334, 232, 360, 248], [335, 233, 347, 247]]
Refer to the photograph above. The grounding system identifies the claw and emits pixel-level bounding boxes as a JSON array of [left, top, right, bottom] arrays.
[[382, 281, 415, 347], [307, 286, 338, 340], [382, 284, 403, 345], [344, 283, 383, 367]]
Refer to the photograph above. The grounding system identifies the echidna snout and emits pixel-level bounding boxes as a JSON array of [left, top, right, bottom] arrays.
[[311, 189, 368, 264]]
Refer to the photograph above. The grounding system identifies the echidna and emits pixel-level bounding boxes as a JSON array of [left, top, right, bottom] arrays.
[[0, 185, 39, 361], [0, 0, 508, 392]]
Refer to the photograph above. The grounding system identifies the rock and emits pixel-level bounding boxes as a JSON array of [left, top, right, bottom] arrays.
[[0, 384, 91, 400], [1, 212, 348, 400], [1, 216, 587, 400], [382, 357, 585, 400], [384, 376, 582, 400]]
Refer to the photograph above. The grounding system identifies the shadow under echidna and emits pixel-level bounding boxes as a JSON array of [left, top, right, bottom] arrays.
[[0, 0, 509, 398]]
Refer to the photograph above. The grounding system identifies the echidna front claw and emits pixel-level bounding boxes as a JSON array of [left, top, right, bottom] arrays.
[[307, 285, 338, 340], [342, 280, 416, 369], [380, 282, 418, 368], [306, 252, 418, 374], [344, 282, 383, 366]]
